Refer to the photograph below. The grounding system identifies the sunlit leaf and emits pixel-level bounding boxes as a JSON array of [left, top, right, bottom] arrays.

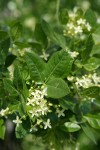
[[83, 57, 100, 71], [61, 122, 81, 132], [0, 119, 5, 140], [45, 50, 73, 81], [46, 78, 70, 98]]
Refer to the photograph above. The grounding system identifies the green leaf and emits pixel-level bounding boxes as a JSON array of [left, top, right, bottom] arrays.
[[45, 50, 73, 81], [92, 27, 100, 44], [0, 38, 10, 65], [3, 78, 19, 96], [25, 52, 45, 82], [14, 41, 30, 48], [0, 119, 5, 140], [59, 9, 69, 24], [11, 22, 23, 41], [91, 44, 100, 56], [44, 129, 63, 150], [5, 54, 16, 68], [45, 78, 70, 99], [80, 101, 92, 115], [0, 31, 8, 42], [61, 122, 81, 132], [29, 42, 42, 51], [59, 97, 76, 112], [83, 57, 100, 71], [81, 86, 100, 98], [15, 119, 31, 138], [41, 20, 66, 48], [84, 114, 100, 129], [81, 124, 97, 144], [84, 9, 97, 27], [13, 66, 23, 89], [34, 23, 48, 48], [82, 35, 94, 61]]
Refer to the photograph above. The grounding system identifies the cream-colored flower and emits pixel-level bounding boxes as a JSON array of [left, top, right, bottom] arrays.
[[74, 26, 83, 34], [26, 98, 35, 106], [56, 108, 65, 118], [13, 116, 22, 127], [0, 107, 9, 117], [43, 119, 52, 129], [85, 23, 91, 31], [68, 51, 79, 58], [77, 18, 86, 25], [92, 73, 100, 85], [67, 22, 74, 29], [67, 76, 74, 81]]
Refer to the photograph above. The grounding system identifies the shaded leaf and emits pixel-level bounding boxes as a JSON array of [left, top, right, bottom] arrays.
[[0, 38, 10, 65], [84, 9, 97, 27], [42, 20, 66, 48], [3, 78, 19, 96], [11, 22, 23, 41], [5, 54, 16, 68], [81, 123, 97, 144], [25, 52, 45, 82], [59, 9, 69, 24], [34, 23, 48, 48], [0, 31, 8, 42], [82, 35, 94, 61], [15, 119, 31, 138]]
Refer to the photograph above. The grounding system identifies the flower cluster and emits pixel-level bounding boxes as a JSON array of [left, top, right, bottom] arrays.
[[68, 73, 100, 89], [26, 87, 52, 130], [26, 88, 49, 117], [63, 12, 92, 36]]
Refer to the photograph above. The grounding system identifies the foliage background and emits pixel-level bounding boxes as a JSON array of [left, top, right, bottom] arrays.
[[0, 0, 100, 150]]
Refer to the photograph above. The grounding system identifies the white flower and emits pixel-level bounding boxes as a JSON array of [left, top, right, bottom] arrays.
[[43, 119, 52, 129], [77, 18, 86, 25], [56, 108, 65, 118], [13, 116, 22, 127], [40, 51, 49, 61], [75, 75, 93, 88], [29, 108, 39, 117], [85, 23, 91, 31], [92, 73, 100, 85], [67, 22, 74, 29], [68, 51, 79, 58], [27, 88, 50, 118], [26, 98, 35, 106], [74, 26, 83, 34], [75, 77, 83, 87], [82, 76, 92, 88], [0, 107, 9, 117], [67, 76, 74, 81]]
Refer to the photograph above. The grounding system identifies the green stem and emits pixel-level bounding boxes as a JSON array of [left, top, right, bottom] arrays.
[[56, 0, 60, 23], [72, 83, 82, 103]]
